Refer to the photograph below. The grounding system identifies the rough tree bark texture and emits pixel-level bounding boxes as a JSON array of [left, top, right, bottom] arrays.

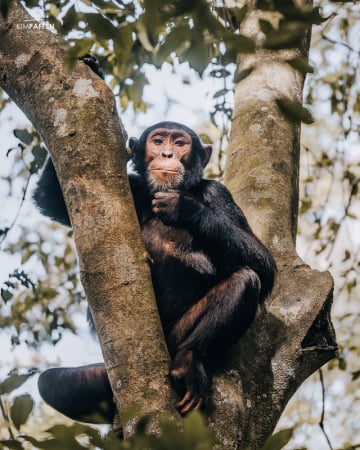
[[209, 2, 338, 449], [0, 2, 176, 435], [0, 1, 338, 449]]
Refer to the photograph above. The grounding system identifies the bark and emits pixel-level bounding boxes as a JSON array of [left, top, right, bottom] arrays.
[[0, 1, 338, 449], [0, 2, 176, 435]]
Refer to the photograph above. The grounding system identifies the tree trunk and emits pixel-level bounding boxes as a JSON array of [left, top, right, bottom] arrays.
[[0, 1, 176, 435], [209, 3, 337, 449], [0, 1, 337, 449]]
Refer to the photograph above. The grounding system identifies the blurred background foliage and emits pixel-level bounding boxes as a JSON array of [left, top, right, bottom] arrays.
[[0, 0, 360, 448]]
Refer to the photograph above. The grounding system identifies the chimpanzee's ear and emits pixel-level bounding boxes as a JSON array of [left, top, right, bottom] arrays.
[[128, 137, 139, 158], [128, 137, 138, 155], [202, 144, 212, 168]]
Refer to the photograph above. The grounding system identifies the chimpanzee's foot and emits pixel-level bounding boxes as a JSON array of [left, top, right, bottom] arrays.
[[169, 350, 210, 415]]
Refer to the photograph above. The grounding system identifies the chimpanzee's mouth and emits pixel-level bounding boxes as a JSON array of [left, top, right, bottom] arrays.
[[152, 169, 178, 173]]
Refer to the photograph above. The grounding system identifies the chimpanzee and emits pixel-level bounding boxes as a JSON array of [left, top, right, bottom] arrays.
[[34, 120, 276, 422]]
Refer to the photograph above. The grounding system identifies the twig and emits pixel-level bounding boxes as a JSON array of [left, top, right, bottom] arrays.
[[319, 369, 334, 450]]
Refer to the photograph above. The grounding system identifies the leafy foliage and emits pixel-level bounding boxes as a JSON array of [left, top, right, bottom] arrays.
[[0, 389, 296, 450], [281, 1, 360, 447], [0, 129, 85, 348], [0, 390, 218, 450], [6, 0, 329, 114]]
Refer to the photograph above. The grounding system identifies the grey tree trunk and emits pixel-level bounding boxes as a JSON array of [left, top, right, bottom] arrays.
[[0, 1, 337, 449], [209, 3, 337, 449]]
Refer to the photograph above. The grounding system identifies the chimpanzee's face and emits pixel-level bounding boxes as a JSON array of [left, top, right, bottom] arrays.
[[144, 128, 193, 191]]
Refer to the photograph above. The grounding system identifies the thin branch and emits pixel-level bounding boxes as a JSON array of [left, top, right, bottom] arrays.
[[319, 369, 334, 450], [0, 171, 32, 246], [322, 34, 359, 54], [0, 139, 39, 246]]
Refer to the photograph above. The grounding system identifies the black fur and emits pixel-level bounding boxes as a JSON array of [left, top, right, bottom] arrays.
[[34, 121, 276, 419]]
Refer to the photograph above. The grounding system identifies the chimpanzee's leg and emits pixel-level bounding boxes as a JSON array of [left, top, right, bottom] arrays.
[[169, 266, 261, 414], [38, 363, 115, 424]]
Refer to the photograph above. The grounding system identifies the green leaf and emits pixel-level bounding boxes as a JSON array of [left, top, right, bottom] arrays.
[[273, 2, 325, 25], [259, 19, 275, 35], [83, 13, 117, 40], [30, 144, 47, 174], [64, 39, 94, 71], [13, 129, 37, 145], [0, 439, 24, 450], [276, 97, 314, 124], [299, 197, 312, 215], [213, 88, 227, 99], [234, 67, 254, 83], [62, 5, 79, 33], [227, 34, 255, 54], [90, 0, 119, 8], [21, 249, 35, 264], [339, 357, 347, 371], [183, 39, 210, 74], [1, 288, 12, 302], [183, 410, 218, 447], [26, 424, 93, 450], [264, 20, 308, 50], [0, 371, 36, 395], [10, 394, 34, 430], [113, 25, 134, 68], [259, 428, 293, 450], [155, 25, 191, 63], [22, 436, 77, 450], [121, 405, 141, 427], [287, 57, 314, 75]]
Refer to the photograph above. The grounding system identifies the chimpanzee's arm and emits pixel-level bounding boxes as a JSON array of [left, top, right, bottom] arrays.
[[152, 180, 276, 298], [33, 158, 71, 226], [195, 182, 270, 263], [153, 181, 265, 263]]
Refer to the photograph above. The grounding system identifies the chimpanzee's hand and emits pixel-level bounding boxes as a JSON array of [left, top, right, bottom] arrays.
[[152, 191, 201, 226], [152, 191, 181, 225]]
